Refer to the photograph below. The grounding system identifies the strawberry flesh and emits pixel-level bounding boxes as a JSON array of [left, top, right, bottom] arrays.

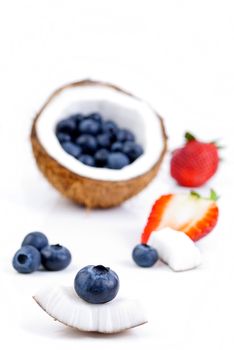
[[141, 193, 218, 243]]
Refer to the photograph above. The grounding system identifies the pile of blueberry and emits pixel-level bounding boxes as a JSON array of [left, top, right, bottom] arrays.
[[56, 112, 144, 169], [12, 232, 71, 273]]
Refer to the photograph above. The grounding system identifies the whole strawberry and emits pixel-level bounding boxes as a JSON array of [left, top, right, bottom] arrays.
[[170, 132, 219, 187]]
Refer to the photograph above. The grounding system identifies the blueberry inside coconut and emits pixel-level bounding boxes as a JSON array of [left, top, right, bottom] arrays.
[[56, 113, 143, 170], [31, 80, 167, 208], [33, 265, 147, 333]]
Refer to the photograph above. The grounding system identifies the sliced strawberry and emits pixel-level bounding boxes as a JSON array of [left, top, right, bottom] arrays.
[[141, 190, 219, 243], [141, 194, 173, 244], [183, 201, 218, 241]]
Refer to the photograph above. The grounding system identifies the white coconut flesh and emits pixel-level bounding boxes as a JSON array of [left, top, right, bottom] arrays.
[[33, 285, 147, 333], [149, 228, 202, 272], [36, 85, 164, 181]]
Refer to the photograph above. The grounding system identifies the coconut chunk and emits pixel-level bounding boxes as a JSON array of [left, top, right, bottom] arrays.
[[149, 228, 202, 271], [33, 285, 147, 333]]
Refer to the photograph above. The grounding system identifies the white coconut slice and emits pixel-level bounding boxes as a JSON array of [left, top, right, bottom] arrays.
[[149, 227, 202, 272], [31, 80, 167, 208], [33, 285, 147, 334]]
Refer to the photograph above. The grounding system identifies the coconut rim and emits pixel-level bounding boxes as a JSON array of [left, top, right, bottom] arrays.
[[32, 79, 168, 183]]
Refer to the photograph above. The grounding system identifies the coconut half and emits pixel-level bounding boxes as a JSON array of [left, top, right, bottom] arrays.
[[33, 285, 147, 334], [31, 80, 167, 208]]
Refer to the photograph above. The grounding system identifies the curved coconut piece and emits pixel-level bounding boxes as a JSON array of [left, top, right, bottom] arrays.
[[33, 285, 147, 333], [149, 228, 202, 272], [31, 80, 167, 208]]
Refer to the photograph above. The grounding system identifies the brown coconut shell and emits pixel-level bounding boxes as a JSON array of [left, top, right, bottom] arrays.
[[31, 80, 168, 208]]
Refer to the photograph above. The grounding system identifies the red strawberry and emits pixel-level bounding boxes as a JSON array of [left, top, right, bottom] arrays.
[[141, 190, 219, 243], [170, 132, 219, 187]]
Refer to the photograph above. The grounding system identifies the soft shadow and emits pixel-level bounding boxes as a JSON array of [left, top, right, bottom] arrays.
[[58, 325, 139, 340], [119, 258, 168, 270], [37, 263, 78, 273], [21, 316, 141, 340]]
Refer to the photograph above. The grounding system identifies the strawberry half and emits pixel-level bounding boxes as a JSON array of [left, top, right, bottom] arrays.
[[141, 190, 219, 243], [170, 132, 219, 187]]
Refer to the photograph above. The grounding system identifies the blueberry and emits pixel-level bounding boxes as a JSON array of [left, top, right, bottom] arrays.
[[56, 132, 72, 144], [111, 142, 123, 152], [79, 119, 101, 135], [69, 113, 84, 125], [41, 244, 71, 271], [74, 265, 119, 304], [76, 134, 97, 154], [123, 141, 143, 162], [78, 154, 95, 167], [62, 142, 82, 158], [116, 129, 135, 142], [102, 120, 118, 139], [107, 152, 130, 169], [56, 117, 77, 136], [94, 149, 110, 167], [88, 112, 103, 122], [97, 133, 111, 149], [12, 245, 41, 273], [132, 244, 158, 268], [22, 231, 48, 251]]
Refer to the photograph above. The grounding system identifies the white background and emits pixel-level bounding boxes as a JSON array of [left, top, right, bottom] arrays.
[[0, 1, 234, 349]]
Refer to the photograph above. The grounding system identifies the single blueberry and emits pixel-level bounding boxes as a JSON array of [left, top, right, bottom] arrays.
[[94, 149, 110, 167], [41, 244, 72, 271], [68, 113, 84, 125], [97, 133, 111, 149], [132, 244, 158, 268], [76, 134, 97, 154], [102, 120, 118, 140], [79, 154, 95, 167], [74, 265, 119, 304], [111, 142, 123, 152], [123, 141, 143, 162], [56, 132, 72, 144], [116, 129, 135, 142], [56, 117, 77, 136], [12, 245, 41, 273], [62, 142, 82, 158], [79, 118, 101, 135], [22, 231, 48, 251], [88, 112, 103, 122], [107, 152, 130, 169]]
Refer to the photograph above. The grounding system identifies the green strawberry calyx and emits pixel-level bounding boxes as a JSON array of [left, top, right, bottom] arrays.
[[185, 131, 224, 150], [185, 132, 196, 142], [190, 189, 219, 201]]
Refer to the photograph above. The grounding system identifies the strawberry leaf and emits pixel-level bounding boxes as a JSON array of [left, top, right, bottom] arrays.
[[190, 191, 201, 199], [185, 132, 196, 142], [190, 190, 219, 201], [209, 189, 219, 201], [210, 140, 225, 149]]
